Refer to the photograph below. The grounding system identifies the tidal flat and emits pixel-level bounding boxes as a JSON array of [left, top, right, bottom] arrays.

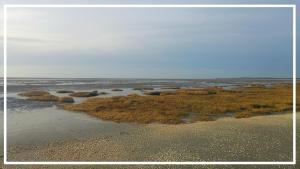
[[1, 78, 297, 166], [16, 82, 298, 124]]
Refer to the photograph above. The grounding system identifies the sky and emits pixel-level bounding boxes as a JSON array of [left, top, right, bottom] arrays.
[[0, 0, 297, 79]]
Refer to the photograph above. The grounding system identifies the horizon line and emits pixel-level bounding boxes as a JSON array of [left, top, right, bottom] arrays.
[[0, 76, 295, 80]]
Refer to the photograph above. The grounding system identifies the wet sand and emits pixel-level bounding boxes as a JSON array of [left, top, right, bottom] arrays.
[[2, 113, 299, 169]]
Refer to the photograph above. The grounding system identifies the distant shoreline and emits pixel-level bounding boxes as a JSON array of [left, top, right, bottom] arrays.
[[2, 77, 295, 80]]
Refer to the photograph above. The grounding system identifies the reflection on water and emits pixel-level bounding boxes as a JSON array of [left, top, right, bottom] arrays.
[[5, 106, 138, 146]]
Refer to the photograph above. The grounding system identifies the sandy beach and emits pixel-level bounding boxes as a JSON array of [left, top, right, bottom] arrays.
[[1, 112, 298, 169]]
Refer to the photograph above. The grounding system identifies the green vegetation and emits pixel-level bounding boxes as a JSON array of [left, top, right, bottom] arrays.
[[64, 84, 297, 124]]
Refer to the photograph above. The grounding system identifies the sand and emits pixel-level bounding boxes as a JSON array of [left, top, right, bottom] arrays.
[[2, 113, 300, 169]]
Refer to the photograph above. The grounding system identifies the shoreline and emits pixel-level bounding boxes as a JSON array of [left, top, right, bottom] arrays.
[[7, 113, 295, 162]]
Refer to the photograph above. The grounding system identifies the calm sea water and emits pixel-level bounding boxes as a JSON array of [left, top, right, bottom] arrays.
[[0, 77, 292, 93]]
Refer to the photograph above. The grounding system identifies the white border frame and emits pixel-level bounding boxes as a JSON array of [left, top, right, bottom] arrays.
[[3, 4, 296, 165]]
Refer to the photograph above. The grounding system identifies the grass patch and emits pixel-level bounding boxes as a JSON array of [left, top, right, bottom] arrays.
[[70, 91, 99, 97], [235, 112, 252, 118], [19, 90, 74, 103], [58, 97, 75, 103], [27, 94, 59, 102], [112, 89, 123, 91], [18, 91, 50, 97], [57, 90, 74, 93], [63, 84, 297, 124]]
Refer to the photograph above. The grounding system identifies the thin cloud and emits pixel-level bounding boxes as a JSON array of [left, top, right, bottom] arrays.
[[0, 36, 53, 43]]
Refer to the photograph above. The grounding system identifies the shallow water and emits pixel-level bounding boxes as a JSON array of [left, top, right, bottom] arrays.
[[6, 106, 138, 146], [0, 85, 179, 152]]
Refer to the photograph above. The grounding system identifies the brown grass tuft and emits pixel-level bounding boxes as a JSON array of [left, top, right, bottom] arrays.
[[235, 112, 252, 118], [18, 91, 50, 97], [63, 84, 297, 124], [27, 94, 59, 102], [70, 91, 99, 97]]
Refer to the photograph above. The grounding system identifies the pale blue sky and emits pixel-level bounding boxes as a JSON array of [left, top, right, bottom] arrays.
[[0, 0, 297, 78]]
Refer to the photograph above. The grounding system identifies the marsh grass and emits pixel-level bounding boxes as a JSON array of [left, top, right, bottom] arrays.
[[64, 84, 297, 124], [19, 90, 73, 103], [27, 95, 59, 102], [18, 91, 50, 97], [70, 91, 99, 97]]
